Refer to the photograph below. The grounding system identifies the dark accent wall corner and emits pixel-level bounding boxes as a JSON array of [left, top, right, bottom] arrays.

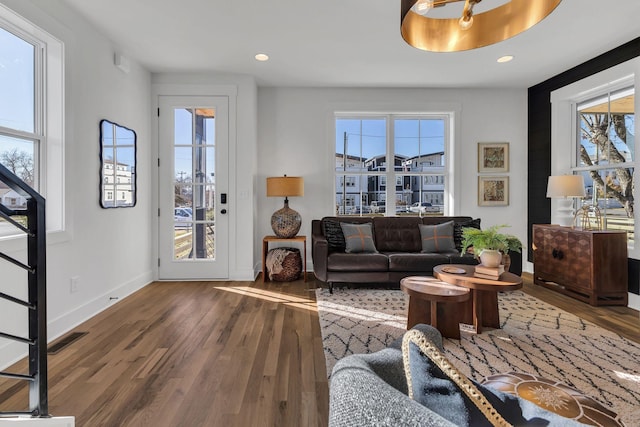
[[527, 37, 640, 295], [628, 259, 640, 294]]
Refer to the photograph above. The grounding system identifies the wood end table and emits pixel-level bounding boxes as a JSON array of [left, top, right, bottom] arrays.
[[262, 235, 307, 283], [400, 276, 471, 339]]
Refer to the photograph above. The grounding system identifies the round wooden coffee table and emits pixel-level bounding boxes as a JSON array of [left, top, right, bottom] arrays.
[[434, 264, 522, 334], [400, 276, 471, 339]]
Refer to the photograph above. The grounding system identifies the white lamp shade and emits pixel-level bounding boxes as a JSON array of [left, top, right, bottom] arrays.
[[546, 175, 586, 198]]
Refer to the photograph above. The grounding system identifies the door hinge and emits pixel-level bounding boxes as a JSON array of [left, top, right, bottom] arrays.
[[157, 107, 160, 117], [158, 158, 160, 167], [158, 208, 160, 217], [158, 258, 160, 267]]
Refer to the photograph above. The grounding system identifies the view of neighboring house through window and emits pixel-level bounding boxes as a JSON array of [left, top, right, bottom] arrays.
[[0, 8, 64, 236], [573, 87, 635, 244], [335, 115, 448, 216]]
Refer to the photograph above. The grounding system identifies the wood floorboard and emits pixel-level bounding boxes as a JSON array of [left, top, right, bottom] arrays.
[[0, 274, 637, 426]]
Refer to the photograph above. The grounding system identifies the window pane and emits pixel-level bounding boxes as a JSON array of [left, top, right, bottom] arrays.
[[394, 118, 445, 165], [336, 118, 385, 171], [336, 174, 364, 215], [580, 168, 634, 243], [401, 174, 444, 216], [578, 90, 634, 167], [0, 27, 35, 133], [0, 134, 36, 187]]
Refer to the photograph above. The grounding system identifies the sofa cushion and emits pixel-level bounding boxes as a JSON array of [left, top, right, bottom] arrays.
[[322, 218, 346, 252], [453, 218, 481, 252], [341, 223, 378, 253], [388, 253, 450, 272], [402, 329, 589, 427], [419, 222, 456, 253], [327, 252, 389, 272], [372, 217, 422, 252]]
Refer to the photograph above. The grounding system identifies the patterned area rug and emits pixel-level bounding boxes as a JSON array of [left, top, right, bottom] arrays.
[[316, 288, 640, 424]]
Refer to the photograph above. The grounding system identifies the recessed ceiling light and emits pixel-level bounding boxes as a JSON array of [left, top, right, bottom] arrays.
[[497, 55, 514, 63], [255, 53, 269, 62]]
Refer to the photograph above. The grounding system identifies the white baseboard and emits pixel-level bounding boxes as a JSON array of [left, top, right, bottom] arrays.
[[0, 417, 74, 426], [628, 292, 640, 311], [0, 271, 153, 370], [47, 270, 154, 340]]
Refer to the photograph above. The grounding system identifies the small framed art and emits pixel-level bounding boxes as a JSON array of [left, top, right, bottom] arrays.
[[478, 142, 509, 173], [478, 176, 509, 206]]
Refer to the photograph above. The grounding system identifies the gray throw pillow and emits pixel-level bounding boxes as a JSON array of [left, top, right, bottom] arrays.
[[419, 221, 456, 253], [340, 222, 378, 253]]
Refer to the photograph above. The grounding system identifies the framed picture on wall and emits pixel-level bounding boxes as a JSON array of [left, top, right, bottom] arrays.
[[478, 176, 509, 206], [478, 142, 509, 173]]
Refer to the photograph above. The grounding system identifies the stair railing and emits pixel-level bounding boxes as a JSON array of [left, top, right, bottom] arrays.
[[0, 163, 48, 417]]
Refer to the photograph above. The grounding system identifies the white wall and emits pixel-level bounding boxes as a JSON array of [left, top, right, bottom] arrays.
[[257, 87, 528, 273], [0, 0, 153, 369]]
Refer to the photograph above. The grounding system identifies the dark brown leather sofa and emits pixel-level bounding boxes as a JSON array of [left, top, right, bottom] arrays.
[[311, 216, 522, 293]]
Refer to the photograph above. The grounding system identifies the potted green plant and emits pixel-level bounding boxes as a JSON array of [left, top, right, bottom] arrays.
[[460, 225, 523, 270]]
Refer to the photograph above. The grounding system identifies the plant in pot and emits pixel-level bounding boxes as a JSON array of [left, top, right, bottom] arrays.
[[460, 225, 523, 270]]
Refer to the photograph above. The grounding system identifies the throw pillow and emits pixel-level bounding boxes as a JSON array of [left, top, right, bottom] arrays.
[[419, 221, 456, 253], [402, 329, 510, 426], [482, 372, 624, 426], [340, 222, 378, 253], [402, 329, 588, 427], [454, 218, 481, 252], [322, 218, 346, 251]]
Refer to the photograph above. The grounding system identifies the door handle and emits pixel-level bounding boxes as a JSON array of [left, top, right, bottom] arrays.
[[220, 209, 227, 214]]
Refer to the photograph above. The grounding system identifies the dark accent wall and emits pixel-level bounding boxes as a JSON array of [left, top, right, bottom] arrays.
[[527, 37, 640, 295]]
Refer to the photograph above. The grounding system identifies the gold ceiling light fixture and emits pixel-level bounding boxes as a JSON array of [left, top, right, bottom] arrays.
[[401, 0, 562, 52]]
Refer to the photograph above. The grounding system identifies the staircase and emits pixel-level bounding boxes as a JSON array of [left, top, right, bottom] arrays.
[[0, 163, 50, 419]]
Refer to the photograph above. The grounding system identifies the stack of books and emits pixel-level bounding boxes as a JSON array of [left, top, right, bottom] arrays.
[[474, 264, 505, 280]]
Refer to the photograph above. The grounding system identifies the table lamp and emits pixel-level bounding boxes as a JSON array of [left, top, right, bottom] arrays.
[[267, 175, 304, 238], [546, 175, 586, 226]]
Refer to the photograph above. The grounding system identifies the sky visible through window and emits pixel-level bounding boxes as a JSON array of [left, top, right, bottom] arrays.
[[0, 27, 34, 133], [0, 26, 36, 187], [336, 118, 445, 160]]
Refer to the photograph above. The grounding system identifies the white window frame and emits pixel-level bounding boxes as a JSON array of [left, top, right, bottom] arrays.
[[0, 4, 65, 242], [551, 58, 639, 257], [334, 113, 451, 216]]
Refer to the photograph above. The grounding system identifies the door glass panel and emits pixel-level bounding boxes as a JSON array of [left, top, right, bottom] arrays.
[[172, 107, 216, 260]]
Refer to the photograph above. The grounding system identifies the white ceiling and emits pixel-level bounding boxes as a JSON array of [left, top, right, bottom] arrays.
[[61, 0, 640, 88]]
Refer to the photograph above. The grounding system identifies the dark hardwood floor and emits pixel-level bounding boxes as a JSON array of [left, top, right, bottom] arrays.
[[0, 274, 637, 426]]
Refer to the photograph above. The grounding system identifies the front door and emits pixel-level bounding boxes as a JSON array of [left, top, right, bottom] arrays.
[[157, 95, 229, 279]]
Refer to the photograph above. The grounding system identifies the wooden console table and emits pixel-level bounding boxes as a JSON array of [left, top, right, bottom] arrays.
[[532, 224, 628, 306], [262, 235, 307, 283]]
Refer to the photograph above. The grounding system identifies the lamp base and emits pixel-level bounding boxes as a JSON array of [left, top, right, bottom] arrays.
[[554, 198, 575, 227], [271, 200, 301, 238]]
